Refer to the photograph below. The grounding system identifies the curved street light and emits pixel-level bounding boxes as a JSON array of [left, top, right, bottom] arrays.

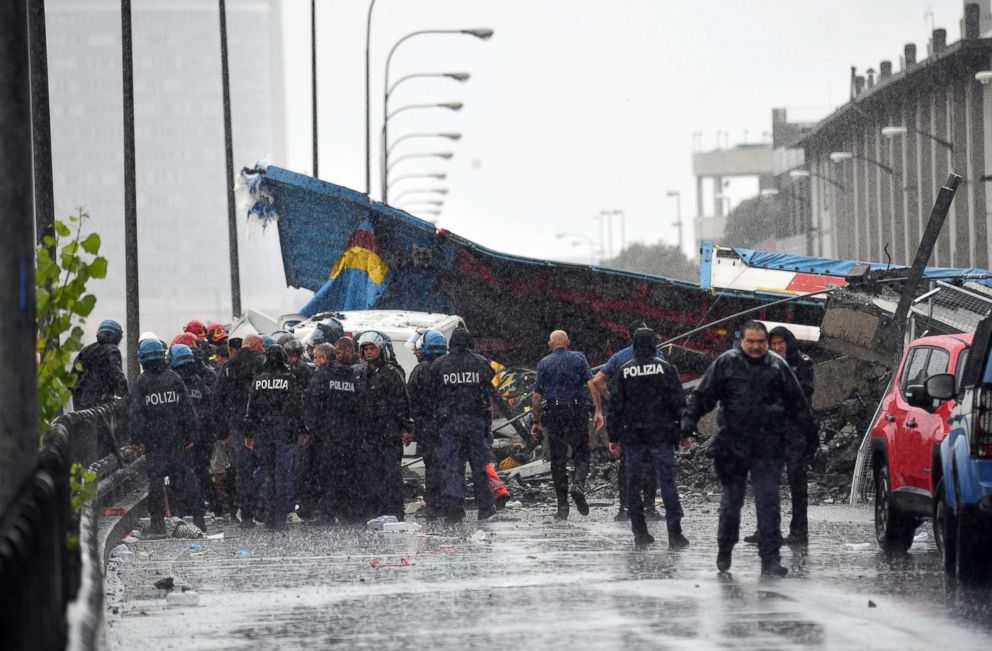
[[830, 151, 894, 175], [379, 28, 493, 200], [387, 152, 453, 175], [881, 124, 953, 152], [789, 168, 845, 190], [387, 172, 447, 190], [556, 232, 599, 264], [665, 190, 683, 250], [388, 132, 461, 157], [391, 187, 449, 203], [387, 101, 462, 121], [387, 71, 469, 98], [396, 199, 445, 208]]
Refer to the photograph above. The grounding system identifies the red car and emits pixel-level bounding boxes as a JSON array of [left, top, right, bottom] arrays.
[[870, 333, 972, 552]]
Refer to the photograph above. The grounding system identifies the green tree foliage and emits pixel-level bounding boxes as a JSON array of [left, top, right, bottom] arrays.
[[36, 211, 107, 441], [67, 463, 98, 550], [601, 241, 699, 283]]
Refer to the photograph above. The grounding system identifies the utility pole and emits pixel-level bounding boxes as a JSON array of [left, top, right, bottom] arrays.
[[311, 0, 317, 178], [0, 0, 39, 512], [29, 0, 54, 246], [219, 0, 241, 318], [121, 0, 140, 381]]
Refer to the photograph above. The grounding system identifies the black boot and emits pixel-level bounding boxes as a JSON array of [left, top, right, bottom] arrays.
[[667, 521, 690, 548], [761, 560, 788, 577], [570, 462, 590, 516], [477, 504, 497, 520], [193, 514, 207, 534], [554, 504, 570, 521], [717, 546, 733, 572], [644, 507, 663, 522], [743, 531, 760, 544], [631, 514, 654, 547], [240, 508, 255, 529]]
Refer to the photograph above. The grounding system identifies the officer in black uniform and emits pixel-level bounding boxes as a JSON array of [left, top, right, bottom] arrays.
[[682, 320, 816, 577], [430, 327, 497, 522], [304, 343, 363, 521], [357, 331, 412, 521], [128, 339, 206, 535], [531, 329, 595, 520], [213, 333, 265, 527], [72, 319, 129, 460], [244, 345, 306, 529], [169, 343, 215, 515], [284, 338, 315, 385], [607, 328, 691, 547], [407, 330, 448, 519]]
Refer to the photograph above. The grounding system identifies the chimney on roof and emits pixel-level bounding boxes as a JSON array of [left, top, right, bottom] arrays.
[[866, 68, 876, 89], [855, 75, 866, 96], [932, 28, 947, 53], [965, 3, 981, 39], [904, 43, 917, 68], [880, 60, 893, 81]]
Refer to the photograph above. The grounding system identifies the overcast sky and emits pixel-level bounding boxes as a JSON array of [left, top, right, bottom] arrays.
[[268, 0, 966, 268]]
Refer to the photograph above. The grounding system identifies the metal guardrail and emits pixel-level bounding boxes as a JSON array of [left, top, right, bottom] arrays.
[[0, 400, 131, 651]]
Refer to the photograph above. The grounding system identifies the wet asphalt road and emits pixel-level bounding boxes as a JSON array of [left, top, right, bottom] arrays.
[[104, 500, 992, 650]]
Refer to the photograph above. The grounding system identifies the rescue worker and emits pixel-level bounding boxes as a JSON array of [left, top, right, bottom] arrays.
[[71, 319, 129, 460], [607, 328, 691, 548], [357, 331, 412, 521], [407, 330, 448, 519], [744, 325, 817, 546], [128, 339, 206, 534], [213, 333, 265, 527], [531, 330, 595, 520], [430, 327, 497, 522], [589, 321, 663, 522], [206, 322, 228, 348], [169, 344, 215, 515], [72, 319, 128, 410], [184, 319, 208, 341], [682, 321, 816, 577], [244, 344, 307, 529], [305, 343, 363, 521]]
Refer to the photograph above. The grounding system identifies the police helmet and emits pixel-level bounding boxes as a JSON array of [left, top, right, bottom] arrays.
[[169, 343, 195, 369], [264, 343, 289, 370], [138, 338, 166, 364], [276, 332, 295, 346], [357, 330, 385, 352], [283, 338, 305, 355], [422, 330, 448, 356], [139, 331, 160, 344], [97, 319, 123, 344], [260, 334, 276, 350]]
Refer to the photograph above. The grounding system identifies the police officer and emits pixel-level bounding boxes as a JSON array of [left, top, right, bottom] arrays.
[[589, 321, 664, 522], [607, 328, 691, 547], [335, 337, 357, 366], [213, 333, 265, 527], [429, 327, 498, 522], [531, 330, 596, 520], [304, 343, 363, 521], [407, 330, 448, 519], [72, 319, 129, 460], [284, 338, 314, 385], [682, 320, 816, 576], [169, 344, 215, 515], [357, 331, 412, 520], [127, 339, 206, 535], [244, 345, 307, 529], [72, 319, 128, 410]]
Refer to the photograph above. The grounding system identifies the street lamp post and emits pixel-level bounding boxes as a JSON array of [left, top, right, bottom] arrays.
[[387, 132, 461, 158], [881, 125, 953, 152], [830, 150, 894, 175], [387, 172, 447, 191], [788, 168, 845, 190], [364, 0, 377, 194], [382, 103, 461, 200], [666, 190, 683, 250], [556, 233, 599, 264], [391, 187, 448, 204], [386, 152, 453, 175], [379, 28, 492, 200]]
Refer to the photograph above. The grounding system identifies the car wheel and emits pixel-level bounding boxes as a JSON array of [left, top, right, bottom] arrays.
[[956, 505, 991, 584], [874, 463, 916, 553], [934, 477, 956, 573]]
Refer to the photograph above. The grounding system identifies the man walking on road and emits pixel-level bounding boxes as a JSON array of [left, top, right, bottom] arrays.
[[531, 330, 596, 520], [682, 321, 816, 577], [607, 327, 691, 548], [430, 327, 497, 523]]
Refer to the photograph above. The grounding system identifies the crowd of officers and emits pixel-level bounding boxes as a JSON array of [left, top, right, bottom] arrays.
[[75, 315, 816, 577], [73, 318, 508, 536]]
